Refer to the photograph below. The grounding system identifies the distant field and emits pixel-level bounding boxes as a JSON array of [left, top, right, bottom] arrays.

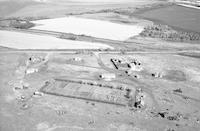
[[0, 1, 39, 17], [0, 0, 164, 18], [137, 4, 200, 33], [0, 30, 113, 49], [31, 16, 143, 41]]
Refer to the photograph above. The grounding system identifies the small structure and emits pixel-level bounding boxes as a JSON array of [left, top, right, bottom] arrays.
[[28, 56, 44, 65], [72, 57, 82, 62], [25, 68, 38, 75], [12, 80, 29, 90], [129, 63, 142, 71], [99, 73, 116, 81], [152, 72, 162, 78], [33, 91, 44, 97], [111, 58, 129, 70], [13, 82, 23, 89], [111, 57, 143, 71], [126, 88, 136, 107], [128, 59, 143, 71], [134, 88, 145, 108]]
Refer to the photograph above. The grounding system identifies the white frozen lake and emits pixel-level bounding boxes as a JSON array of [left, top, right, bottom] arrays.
[[0, 30, 113, 49], [31, 16, 144, 41]]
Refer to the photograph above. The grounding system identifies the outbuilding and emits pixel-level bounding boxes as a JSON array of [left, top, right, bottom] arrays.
[[25, 68, 38, 75], [72, 57, 82, 62], [99, 73, 116, 81]]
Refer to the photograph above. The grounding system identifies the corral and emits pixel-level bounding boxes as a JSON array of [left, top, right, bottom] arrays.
[[39, 78, 133, 106]]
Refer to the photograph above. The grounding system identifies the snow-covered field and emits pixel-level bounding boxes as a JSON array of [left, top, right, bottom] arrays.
[[31, 16, 144, 41], [0, 30, 113, 49]]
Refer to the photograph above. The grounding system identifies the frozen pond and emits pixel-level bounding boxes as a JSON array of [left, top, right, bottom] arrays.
[[31, 16, 144, 41], [0, 30, 113, 49]]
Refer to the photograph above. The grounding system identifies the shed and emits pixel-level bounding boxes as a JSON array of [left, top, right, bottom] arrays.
[[99, 73, 116, 81]]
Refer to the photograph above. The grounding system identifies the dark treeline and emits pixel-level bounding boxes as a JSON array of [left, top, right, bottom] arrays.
[[140, 24, 200, 42], [0, 16, 50, 29], [0, 18, 35, 29]]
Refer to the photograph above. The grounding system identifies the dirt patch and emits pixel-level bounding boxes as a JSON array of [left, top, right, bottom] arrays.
[[164, 70, 187, 82]]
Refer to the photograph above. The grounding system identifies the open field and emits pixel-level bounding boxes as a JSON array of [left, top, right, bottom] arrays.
[[136, 4, 200, 33], [0, 1, 39, 17], [0, 51, 200, 131], [1, 0, 164, 18]]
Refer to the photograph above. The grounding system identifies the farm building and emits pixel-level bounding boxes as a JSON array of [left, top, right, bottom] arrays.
[[99, 73, 116, 81]]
